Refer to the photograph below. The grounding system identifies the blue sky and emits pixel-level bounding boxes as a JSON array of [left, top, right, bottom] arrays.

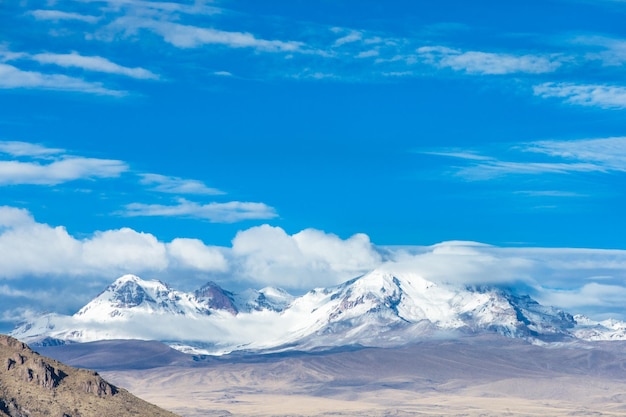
[[1, 0, 626, 330]]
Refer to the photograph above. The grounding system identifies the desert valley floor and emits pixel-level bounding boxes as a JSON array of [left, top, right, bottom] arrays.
[[39, 336, 626, 417]]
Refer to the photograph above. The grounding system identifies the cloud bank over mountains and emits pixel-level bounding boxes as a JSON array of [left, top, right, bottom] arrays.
[[1, 205, 625, 328]]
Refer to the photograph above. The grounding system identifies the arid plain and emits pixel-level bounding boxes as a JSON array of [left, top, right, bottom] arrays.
[[40, 336, 626, 417]]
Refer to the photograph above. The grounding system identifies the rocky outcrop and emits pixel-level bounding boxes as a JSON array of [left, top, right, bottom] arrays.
[[0, 334, 179, 417]]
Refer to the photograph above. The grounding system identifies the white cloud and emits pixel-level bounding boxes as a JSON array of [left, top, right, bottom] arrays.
[[168, 238, 228, 272], [92, 0, 222, 16], [107, 17, 304, 52], [29, 9, 100, 23], [333, 31, 363, 47], [426, 137, 626, 180], [455, 160, 601, 180], [356, 49, 379, 59], [2, 207, 626, 320], [0, 141, 64, 158], [32, 52, 159, 80], [384, 241, 535, 286], [231, 225, 382, 288], [537, 283, 626, 312], [139, 173, 224, 195], [534, 82, 626, 109], [523, 137, 626, 171], [0, 63, 125, 96], [82, 228, 169, 271], [124, 199, 278, 223], [0, 157, 128, 185], [417, 46, 562, 74], [0, 206, 227, 279], [0, 140, 129, 185], [0, 207, 82, 277], [574, 35, 626, 67]]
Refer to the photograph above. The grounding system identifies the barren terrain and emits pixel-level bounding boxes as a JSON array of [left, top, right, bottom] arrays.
[[38, 336, 626, 417]]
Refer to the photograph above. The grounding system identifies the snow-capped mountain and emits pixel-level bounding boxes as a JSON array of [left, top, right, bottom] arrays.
[[11, 267, 626, 355]]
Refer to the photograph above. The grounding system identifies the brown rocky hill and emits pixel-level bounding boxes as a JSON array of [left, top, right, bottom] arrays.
[[0, 334, 180, 417]]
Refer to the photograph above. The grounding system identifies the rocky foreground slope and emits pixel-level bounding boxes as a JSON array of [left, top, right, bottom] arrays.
[[0, 334, 179, 417]]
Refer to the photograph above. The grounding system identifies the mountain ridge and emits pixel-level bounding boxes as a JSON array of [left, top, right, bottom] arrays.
[[11, 267, 626, 355], [0, 334, 179, 417]]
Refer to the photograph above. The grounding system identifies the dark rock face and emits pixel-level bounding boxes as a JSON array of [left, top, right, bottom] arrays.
[[17, 358, 67, 389], [194, 282, 238, 315], [81, 372, 117, 396], [112, 281, 155, 308]]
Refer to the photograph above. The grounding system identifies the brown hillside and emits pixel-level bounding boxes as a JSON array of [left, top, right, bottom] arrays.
[[0, 335, 180, 417]]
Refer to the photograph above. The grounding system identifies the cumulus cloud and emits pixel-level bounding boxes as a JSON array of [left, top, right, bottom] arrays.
[[124, 199, 278, 223], [534, 82, 626, 109], [2, 207, 626, 320], [417, 46, 562, 74], [0, 63, 125, 96], [168, 238, 228, 272], [0, 207, 81, 277], [139, 173, 224, 195], [32, 52, 159, 80], [0, 206, 228, 279], [231, 225, 383, 288], [82, 228, 169, 271], [383, 241, 535, 286]]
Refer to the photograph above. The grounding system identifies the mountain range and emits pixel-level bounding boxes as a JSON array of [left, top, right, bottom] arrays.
[[11, 264, 626, 355]]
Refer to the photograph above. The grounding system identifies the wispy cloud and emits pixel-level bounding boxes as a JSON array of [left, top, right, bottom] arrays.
[[32, 52, 159, 80], [0, 140, 128, 185], [106, 17, 305, 52], [333, 30, 363, 47], [455, 160, 600, 180], [534, 82, 626, 109], [124, 199, 278, 223], [424, 137, 626, 180], [0, 63, 125, 96], [89, 0, 222, 16], [0, 158, 129, 186], [0, 141, 64, 158], [29, 9, 100, 23], [416, 46, 563, 74], [573, 35, 626, 67], [523, 137, 626, 170], [139, 173, 224, 195], [514, 190, 587, 198]]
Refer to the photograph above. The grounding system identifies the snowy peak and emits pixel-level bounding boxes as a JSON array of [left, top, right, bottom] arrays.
[[572, 315, 626, 341], [312, 269, 577, 342], [107, 274, 166, 308], [75, 274, 199, 320], [10, 269, 626, 355], [232, 287, 294, 313]]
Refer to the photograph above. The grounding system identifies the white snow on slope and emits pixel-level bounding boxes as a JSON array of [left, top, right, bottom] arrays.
[[11, 266, 626, 355]]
